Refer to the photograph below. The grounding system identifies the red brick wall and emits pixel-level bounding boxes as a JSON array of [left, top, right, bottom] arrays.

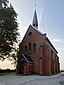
[[25, 63, 34, 75], [39, 58, 43, 75], [19, 26, 45, 74], [16, 61, 21, 74], [43, 43, 51, 75], [17, 25, 60, 75]]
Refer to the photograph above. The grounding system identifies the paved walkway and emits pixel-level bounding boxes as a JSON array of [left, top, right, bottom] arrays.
[[0, 73, 63, 85]]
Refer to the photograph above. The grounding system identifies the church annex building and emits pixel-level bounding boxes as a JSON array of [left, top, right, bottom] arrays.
[[16, 10, 60, 76]]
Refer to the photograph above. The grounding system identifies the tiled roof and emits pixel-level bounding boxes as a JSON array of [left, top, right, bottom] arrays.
[[19, 54, 34, 63]]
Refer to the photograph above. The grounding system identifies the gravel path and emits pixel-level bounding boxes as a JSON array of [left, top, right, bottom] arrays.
[[0, 74, 63, 85]]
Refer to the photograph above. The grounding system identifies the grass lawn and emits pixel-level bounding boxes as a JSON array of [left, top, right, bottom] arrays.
[[0, 72, 15, 76]]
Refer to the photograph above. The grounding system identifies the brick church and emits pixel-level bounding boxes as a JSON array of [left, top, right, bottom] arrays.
[[16, 10, 60, 75]]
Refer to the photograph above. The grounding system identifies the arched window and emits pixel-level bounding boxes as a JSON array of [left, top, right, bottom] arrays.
[[33, 43, 36, 51], [29, 42, 32, 51], [25, 46, 27, 52]]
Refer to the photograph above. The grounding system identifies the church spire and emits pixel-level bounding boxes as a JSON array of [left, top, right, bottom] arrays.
[[32, 6, 38, 29]]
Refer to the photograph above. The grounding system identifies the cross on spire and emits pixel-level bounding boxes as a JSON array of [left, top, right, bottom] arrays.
[[35, 4, 36, 9]]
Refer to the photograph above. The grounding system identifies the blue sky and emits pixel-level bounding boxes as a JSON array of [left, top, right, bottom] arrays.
[[0, 0, 64, 69]]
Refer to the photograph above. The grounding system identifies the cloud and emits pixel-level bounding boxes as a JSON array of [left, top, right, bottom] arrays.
[[52, 38, 64, 43], [58, 48, 64, 50]]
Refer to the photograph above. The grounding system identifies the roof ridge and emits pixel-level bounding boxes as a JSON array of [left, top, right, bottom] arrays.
[[30, 25, 46, 36]]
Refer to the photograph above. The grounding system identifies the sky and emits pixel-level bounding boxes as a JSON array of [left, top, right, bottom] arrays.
[[0, 0, 64, 70]]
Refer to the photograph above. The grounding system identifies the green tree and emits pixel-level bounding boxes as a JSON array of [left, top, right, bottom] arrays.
[[0, 0, 19, 60]]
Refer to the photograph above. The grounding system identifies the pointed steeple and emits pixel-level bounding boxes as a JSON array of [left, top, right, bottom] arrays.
[[32, 9, 38, 29]]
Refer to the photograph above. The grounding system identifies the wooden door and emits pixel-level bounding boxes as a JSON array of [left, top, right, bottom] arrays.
[[19, 61, 25, 74]]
